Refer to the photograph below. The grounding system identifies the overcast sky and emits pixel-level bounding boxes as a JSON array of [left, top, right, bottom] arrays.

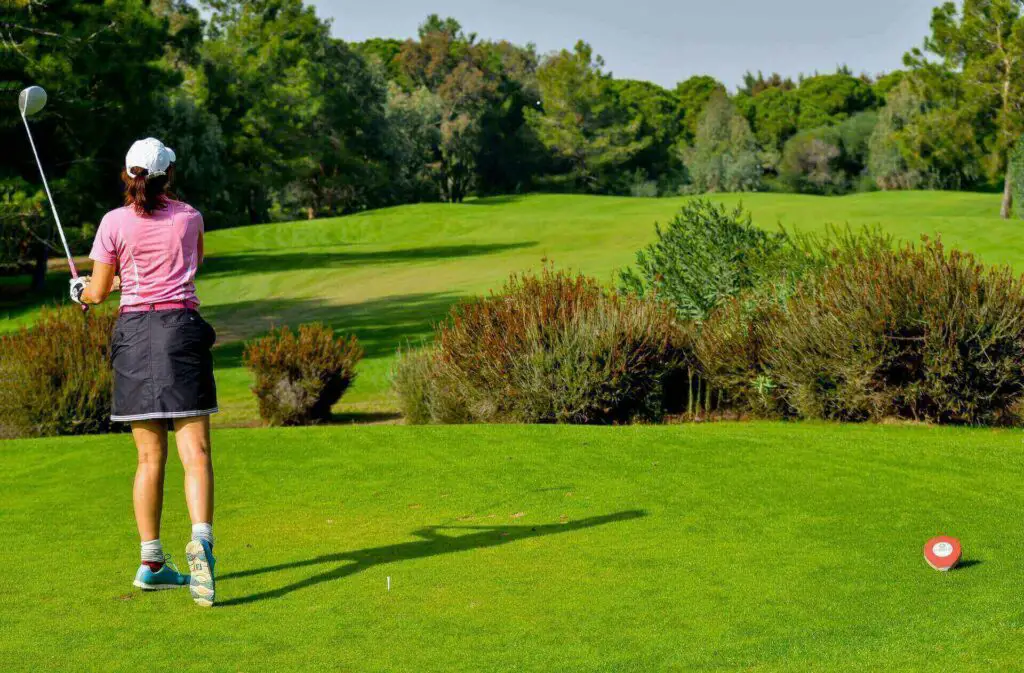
[[314, 0, 939, 89]]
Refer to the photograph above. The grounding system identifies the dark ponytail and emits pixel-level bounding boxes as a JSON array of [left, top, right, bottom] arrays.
[[122, 166, 174, 216]]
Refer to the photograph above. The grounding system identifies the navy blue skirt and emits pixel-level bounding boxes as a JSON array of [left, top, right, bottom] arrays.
[[110, 309, 218, 423]]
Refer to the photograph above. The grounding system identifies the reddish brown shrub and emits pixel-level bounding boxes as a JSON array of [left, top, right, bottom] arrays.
[[0, 306, 119, 437], [766, 238, 1024, 424], [394, 267, 693, 424], [243, 323, 363, 426]]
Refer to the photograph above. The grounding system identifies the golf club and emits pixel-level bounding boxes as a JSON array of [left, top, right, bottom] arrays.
[[19, 86, 88, 311]]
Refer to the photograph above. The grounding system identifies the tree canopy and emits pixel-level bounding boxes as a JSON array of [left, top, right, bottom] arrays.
[[3, 0, 1024, 289]]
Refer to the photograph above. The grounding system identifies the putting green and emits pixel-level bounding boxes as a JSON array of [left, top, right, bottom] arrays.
[[0, 422, 1021, 671]]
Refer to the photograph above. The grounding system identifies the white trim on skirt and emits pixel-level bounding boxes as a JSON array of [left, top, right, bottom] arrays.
[[111, 408, 219, 422]]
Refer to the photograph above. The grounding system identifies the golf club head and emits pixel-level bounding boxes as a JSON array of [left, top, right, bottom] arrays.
[[18, 86, 47, 117]]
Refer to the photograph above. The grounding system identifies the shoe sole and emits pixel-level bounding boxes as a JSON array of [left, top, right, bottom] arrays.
[[185, 540, 215, 607], [133, 579, 187, 591]]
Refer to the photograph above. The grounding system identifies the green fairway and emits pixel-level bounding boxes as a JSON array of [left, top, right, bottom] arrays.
[[1, 422, 1021, 671], [2, 191, 1018, 425]]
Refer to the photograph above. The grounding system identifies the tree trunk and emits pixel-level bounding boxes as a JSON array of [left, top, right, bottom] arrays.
[[1002, 166, 1013, 220], [31, 240, 47, 292]]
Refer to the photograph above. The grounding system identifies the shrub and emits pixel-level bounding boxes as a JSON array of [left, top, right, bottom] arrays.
[[694, 296, 784, 417], [243, 323, 363, 426], [629, 169, 659, 198], [693, 227, 894, 418], [766, 238, 1024, 424], [393, 267, 692, 424], [619, 199, 790, 320], [0, 306, 119, 438], [779, 127, 848, 195], [391, 346, 472, 425]]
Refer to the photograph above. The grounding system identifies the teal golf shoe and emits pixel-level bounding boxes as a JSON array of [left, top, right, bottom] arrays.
[[133, 556, 189, 591]]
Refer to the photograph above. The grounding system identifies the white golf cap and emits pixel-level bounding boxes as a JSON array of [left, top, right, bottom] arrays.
[[125, 138, 176, 178]]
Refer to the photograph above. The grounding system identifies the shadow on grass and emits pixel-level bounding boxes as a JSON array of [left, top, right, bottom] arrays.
[[201, 242, 536, 279], [464, 195, 526, 207], [206, 291, 460, 366], [216, 510, 646, 607], [330, 411, 402, 424], [954, 559, 983, 571], [1, 242, 525, 325]]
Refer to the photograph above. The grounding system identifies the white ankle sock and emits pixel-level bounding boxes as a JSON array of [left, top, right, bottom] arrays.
[[141, 539, 164, 563], [191, 523, 213, 546]]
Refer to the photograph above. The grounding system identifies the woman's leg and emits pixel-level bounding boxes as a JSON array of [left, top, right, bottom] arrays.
[[175, 415, 216, 607], [174, 415, 213, 526], [132, 421, 169, 542]]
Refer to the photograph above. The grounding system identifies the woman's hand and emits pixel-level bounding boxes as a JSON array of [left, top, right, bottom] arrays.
[[69, 276, 89, 304], [112, 275, 122, 292]]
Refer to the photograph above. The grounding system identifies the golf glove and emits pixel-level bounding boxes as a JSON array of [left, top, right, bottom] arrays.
[[69, 276, 89, 304]]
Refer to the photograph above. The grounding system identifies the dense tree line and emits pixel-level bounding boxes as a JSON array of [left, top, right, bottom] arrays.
[[3, 0, 1024, 288]]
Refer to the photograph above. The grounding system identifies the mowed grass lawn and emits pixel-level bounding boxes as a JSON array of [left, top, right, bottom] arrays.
[[1, 191, 1019, 425], [1, 423, 1023, 671]]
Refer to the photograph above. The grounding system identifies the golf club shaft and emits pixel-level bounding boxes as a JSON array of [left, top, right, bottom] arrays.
[[20, 111, 79, 279]]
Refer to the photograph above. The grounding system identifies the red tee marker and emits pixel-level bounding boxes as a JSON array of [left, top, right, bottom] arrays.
[[923, 536, 962, 571]]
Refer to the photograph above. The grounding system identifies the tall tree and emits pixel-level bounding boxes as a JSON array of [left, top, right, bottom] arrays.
[[397, 16, 496, 201], [869, 80, 927, 190], [200, 0, 332, 223], [383, 84, 443, 202], [1, 0, 176, 286], [683, 91, 761, 193], [525, 41, 647, 191], [610, 79, 682, 188], [793, 73, 877, 130], [474, 40, 546, 195], [674, 76, 726, 143], [907, 0, 1024, 218], [200, 0, 396, 220], [735, 86, 800, 174], [738, 71, 796, 97], [352, 38, 406, 84]]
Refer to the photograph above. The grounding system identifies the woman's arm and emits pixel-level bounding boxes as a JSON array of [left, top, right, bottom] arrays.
[[80, 262, 119, 305]]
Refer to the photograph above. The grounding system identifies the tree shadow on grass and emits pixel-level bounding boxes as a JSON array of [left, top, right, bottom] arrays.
[[216, 510, 645, 608], [205, 291, 461, 367], [464, 195, 526, 207], [0, 242, 524, 322], [201, 242, 536, 279]]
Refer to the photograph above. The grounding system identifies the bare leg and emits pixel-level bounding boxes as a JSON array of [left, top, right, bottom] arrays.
[[132, 421, 169, 542], [174, 416, 214, 525]]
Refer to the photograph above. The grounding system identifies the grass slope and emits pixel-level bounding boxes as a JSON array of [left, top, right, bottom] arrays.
[[2, 191, 1018, 424], [1, 422, 1022, 671]]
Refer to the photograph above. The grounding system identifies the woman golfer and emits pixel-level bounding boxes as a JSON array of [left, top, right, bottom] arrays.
[[71, 138, 217, 607]]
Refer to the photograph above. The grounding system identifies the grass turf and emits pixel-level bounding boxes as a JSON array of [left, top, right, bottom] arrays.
[[1, 422, 1022, 671], [1, 191, 1017, 425]]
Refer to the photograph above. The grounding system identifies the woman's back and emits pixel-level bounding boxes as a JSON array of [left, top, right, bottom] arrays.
[[90, 199, 204, 307]]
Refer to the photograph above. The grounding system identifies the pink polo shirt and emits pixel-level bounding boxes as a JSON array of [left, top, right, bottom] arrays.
[[89, 199, 204, 308]]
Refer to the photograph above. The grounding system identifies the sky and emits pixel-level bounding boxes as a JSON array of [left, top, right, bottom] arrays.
[[317, 0, 940, 90]]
